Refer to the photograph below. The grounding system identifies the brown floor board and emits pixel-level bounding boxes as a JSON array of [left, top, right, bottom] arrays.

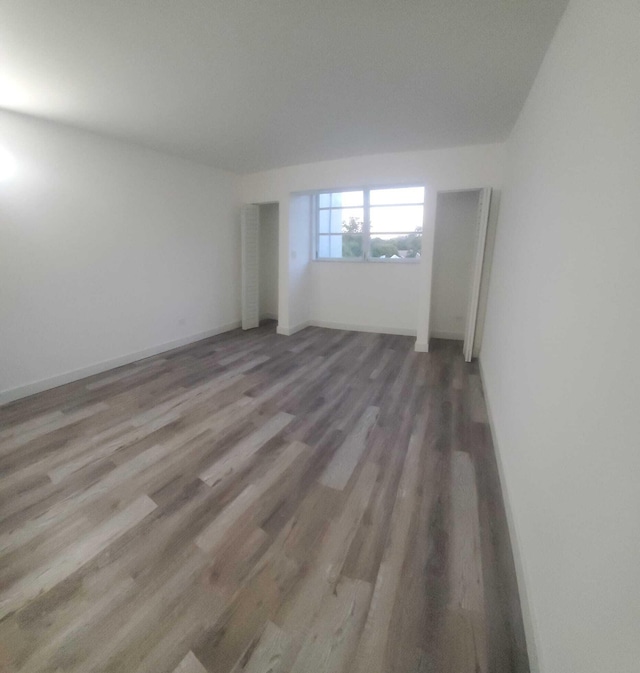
[[0, 324, 529, 672]]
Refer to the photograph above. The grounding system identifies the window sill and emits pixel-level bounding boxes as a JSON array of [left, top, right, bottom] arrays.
[[312, 258, 421, 264]]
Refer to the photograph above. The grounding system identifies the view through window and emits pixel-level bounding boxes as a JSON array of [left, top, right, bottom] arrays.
[[315, 186, 425, 261]]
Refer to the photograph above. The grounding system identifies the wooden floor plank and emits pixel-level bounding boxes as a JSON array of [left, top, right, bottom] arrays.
[[318, 405, 379, 490], [273, 460, 379, 668], [352, 410, 432, 673], [0, 443, 174, 554], [234, 621, 292, 673], [0, 324, 529, 672], [172, 651, 209, 673], [0, 495, 156, 620], [289, 576, 372, 673], [198, 411, 294, 488], [441, 450, 488, 673], [196, 441, 308, 554], [17, 575, 137, 673], [449, 451, 485, 613], [0, 402, 109, 455]]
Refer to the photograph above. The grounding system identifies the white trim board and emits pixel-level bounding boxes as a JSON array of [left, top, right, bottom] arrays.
[[0, 321, 241, 406], [463, 187, 492, 362], [276, 320, 416, 338], [241, 204, 260, 330], [430, 331, 464, 341], [276, 321, 312, 336], [478, 356, 540, 673], [415, 333, 463, 353], [310, 320, 416, 337]]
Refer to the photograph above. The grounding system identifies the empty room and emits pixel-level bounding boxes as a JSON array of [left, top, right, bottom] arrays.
[[1, 1, 638, 672]]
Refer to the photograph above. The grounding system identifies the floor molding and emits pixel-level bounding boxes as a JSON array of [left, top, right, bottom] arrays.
[[276, 321, 311, 336], [0, 321, 241, 406], [309, 320, 416, 337], [430, 330, 464, 341], [478, 356, 540, 673]]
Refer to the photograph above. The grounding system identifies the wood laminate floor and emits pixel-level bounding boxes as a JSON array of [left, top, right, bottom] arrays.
[[0, 323, 529, 673]]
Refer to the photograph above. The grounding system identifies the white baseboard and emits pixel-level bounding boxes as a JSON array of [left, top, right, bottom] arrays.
[[277, 319, 416, 340], [430, 330, 464, 341], [478, 356, 540, 673], [276, 321, 311, 336], [415, 333, 463, 353], [310, 320, 416, 337], [0, 321, 241, 406]]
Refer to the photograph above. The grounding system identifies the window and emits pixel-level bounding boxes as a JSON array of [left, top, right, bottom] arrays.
[[314, 186, 425, 261]]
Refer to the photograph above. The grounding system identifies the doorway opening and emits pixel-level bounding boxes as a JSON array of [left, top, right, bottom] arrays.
[[258, 203, 279, 324], [431, 188, 492, 361], [241, 202, 279, 330]]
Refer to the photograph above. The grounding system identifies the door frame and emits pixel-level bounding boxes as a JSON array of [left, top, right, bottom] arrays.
[[240, 204, 260, 330], [463, 187, 492, 362], [423, 186, 492, 361]]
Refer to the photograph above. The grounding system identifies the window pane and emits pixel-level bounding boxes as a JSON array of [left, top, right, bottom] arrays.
[[370, 186, 425, 206], [317, 234, 363, 259], [342, 233, 363, 258], [319, 192, 331, 208], [332, 207, 363, 235], [318, 209, 331, 233], [331, 191, 363, 207], [370, 204, 423, 234], [370, 232, 422, 259], [317, 234, 332, 258]]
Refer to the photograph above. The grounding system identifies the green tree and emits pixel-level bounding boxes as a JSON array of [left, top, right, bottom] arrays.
[[371, 226, 423, 258], [338, 220, 422, 259], [342, 216, 363, 234], [342, 216, 364, 257], [399, 226, 423, 257], [370, 238, 399, 257]]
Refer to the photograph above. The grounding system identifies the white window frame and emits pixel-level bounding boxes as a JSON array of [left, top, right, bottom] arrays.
[[312, 184, 425, 263]]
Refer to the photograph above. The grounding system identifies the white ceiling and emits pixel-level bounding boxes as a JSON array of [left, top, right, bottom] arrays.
[[0, 0, 568, 174]]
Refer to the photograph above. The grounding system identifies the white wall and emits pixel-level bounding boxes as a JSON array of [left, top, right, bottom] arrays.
[[431, 190, 479, 339], [242, 144, 504, 337], [258, 202, 279, 319], [284, 194, 313, 333], [0, 111, 242, 403], [480, 1, 640, 671], [311, 262, 420, 335]]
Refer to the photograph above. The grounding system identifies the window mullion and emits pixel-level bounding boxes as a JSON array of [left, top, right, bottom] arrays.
[[314, 194, 319, 259], [363, 189, 370, 261]]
